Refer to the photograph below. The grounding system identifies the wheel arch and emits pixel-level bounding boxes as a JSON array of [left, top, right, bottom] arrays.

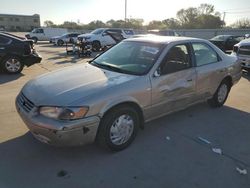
[[222, 75, 233, 87], [99, 101, 145, 129]]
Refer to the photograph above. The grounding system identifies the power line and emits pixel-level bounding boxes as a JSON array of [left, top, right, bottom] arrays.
[[218, 7, 250, 12], [225, 11, 250, 14]]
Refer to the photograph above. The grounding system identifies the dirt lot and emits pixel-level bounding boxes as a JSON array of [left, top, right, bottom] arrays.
[[0, 42, 250, 188]]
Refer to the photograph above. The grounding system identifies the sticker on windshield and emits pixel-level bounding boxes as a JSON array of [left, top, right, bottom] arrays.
[[141, 46, 159, 55]]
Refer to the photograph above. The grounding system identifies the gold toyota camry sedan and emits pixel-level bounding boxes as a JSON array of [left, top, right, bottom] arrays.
[[16, 36, 242, 151]]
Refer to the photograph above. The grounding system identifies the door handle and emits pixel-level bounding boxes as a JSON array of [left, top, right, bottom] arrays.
[[187, 78, 193, 82], [0, 47, 5, 50]]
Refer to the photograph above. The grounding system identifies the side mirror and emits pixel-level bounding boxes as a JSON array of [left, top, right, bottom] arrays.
[[153, 67, 161, 77], [102, 33, 108, 36]]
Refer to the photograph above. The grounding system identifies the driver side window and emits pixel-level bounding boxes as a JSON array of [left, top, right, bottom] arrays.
[[160, 44, 191, 75]]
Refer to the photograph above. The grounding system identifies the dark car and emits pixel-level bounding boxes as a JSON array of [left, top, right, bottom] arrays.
[[0, 33, 42, 74], [209, 35, 244, 52]]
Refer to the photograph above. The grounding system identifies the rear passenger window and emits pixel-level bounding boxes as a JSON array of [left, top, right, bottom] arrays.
[[192, 43, 219, 66], [0, 36, 11, 44], [123, 30, 134, 35], [161, 44, 191, 75]]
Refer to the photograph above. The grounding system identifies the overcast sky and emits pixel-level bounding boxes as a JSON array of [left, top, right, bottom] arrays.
[[1, 0, 250, 26]]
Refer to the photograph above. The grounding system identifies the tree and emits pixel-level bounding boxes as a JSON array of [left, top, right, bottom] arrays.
[[162, 18, 180, 29], [87, 20, 106, 30], [231, 18, 250, 28], [176, 4, 224, 29], [126, 18, 144, 29], [198, 4, 214, 15], [147, 20, 165, 29], [44, 20, 55, 27]]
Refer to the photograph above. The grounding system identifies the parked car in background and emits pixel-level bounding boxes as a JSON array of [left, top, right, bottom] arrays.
[[0, 32, 42, 74], [209, 35, 244, 52], [25, 27, 68, 43], [16, 36, 241, 151], [50, 32, 80, 46], [148, 29, 180, 36], [232, 38, 250, 72], [77, 28, 134, 51]]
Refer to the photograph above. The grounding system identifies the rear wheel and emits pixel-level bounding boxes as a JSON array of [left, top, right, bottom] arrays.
[[57, 39, 64, 46], [1, 56, 24, 74], [208, 79, 231, 107], [92, 41, 101, 52], [96, 105, 139, 151], [31, 37, 38, 44]]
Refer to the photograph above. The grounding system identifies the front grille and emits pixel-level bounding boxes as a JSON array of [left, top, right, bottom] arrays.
[[17, 93, 35, 113], [239, 46, 250, 56]]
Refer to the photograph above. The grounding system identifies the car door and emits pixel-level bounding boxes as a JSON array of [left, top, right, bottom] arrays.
[[0, 36, 11, 62], [101, 29, 119, 46], [35, 28, 46, 41], [149, 43, 197, 120], [192, 42, 227, 99]]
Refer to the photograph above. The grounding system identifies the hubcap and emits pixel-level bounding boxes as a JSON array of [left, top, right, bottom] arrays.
[[218, 84, 228, 103], [5, 58, 21, 73], [110, 114, 134, 145]]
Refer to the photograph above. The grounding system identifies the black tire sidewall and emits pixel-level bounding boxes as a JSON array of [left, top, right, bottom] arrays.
[[32, 37, 38, 43], [92, 41, 101, 52], [98, 106, 139, 151], [57, 40, 64, 46], [210, 80, 231, 107]]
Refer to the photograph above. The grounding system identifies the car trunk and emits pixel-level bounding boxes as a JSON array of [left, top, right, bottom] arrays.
[[23, 40, 34, 55]]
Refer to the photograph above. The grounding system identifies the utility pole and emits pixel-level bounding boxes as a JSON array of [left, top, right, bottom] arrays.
[[223, 12, 226, 24], [125, 0, 127, 26]]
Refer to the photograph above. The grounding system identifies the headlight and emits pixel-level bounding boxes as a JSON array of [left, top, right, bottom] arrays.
[[39, 107, 88, 120]]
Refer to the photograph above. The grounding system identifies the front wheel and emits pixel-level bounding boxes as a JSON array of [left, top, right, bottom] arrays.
[[96, 106, 139, 151], [208, 80, 231, 108], [92, 41, 101, 52], [1, 56, 24, 74]]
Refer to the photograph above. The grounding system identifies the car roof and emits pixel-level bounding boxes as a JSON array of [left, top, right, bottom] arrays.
[[0, 32, 24, 41], [125, 36, 207, 44], [99, 28, 133, 31]]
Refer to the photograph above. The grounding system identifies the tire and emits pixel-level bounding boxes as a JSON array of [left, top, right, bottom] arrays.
[[92, 41, 101, 52], [32, 37, 38, 44], [208, 79, 231, 108], [96, 105, 140, 151], [57, 40, 64, 46], [1, 56, 24, 74], [69, 38, 74, 43]]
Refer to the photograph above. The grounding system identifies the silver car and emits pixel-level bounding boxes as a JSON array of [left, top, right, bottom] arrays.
[[16, 36, 242, 151], [232, 38, 250, 72]]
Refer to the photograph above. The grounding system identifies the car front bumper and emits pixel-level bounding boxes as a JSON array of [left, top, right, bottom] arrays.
[[238, 56, 250, 70], [23, 51, 42, 67], [15, 96, 100, 146]]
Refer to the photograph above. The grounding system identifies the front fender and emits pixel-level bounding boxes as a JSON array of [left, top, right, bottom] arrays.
[[98, 96, 142, 117]]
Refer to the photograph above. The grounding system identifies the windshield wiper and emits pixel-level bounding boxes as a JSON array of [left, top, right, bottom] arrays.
[[91, 61, 127, 74]]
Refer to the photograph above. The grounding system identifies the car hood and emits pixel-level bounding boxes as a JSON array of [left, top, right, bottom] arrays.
[[235, 39, 250, 47], [78, 33, 94, 39], [22, 63, 137, 106], [51, 36, 60, 39]]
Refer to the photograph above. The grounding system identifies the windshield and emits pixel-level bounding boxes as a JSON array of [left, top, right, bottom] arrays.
[[31, 29, 37, 33], [91, 29, 104, 35], [211, 35, 230, 41], [91, 41, 163, 75]]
